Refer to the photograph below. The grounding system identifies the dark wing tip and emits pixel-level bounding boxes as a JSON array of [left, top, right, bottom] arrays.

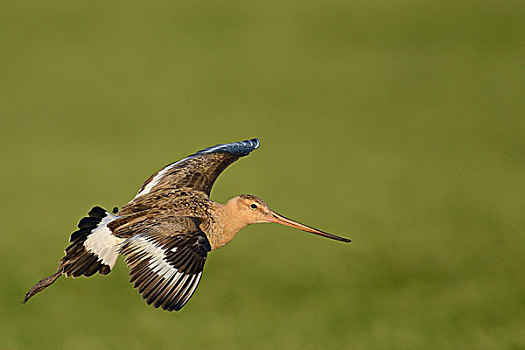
[[196, 138, 260, 158]]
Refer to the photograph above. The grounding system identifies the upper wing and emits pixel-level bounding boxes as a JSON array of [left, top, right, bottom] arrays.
[[132, 138, 260, 200], [119, 216, 211, 311]]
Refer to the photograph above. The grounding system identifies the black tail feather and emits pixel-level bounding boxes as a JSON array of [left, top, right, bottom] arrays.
[[23, 206, 118, 304], [62, 206, 114, 277]]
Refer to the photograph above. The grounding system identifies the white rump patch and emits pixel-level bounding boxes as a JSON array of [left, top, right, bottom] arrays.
[[84, 212, 124, 268]]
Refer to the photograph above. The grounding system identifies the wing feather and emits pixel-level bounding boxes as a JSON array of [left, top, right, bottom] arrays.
[[132, 138, 260, 199], [119, 217, 211, 311]]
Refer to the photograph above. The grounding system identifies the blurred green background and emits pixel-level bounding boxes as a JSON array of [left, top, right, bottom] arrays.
[[1, 0, 524, 349]]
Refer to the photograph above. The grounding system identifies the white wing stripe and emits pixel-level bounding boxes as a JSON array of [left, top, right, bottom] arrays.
[[181, 272, 202, 307], [128, 236, 181, 281], [125, 235, 198, 296], [123, 233, 207, 310], [132, 139, 260, 200], [133, 157, 191, 199]]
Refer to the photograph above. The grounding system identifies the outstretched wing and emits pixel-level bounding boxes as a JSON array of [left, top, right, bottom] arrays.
[[119, 216, 211, 311], [132, 138, 260, 200]]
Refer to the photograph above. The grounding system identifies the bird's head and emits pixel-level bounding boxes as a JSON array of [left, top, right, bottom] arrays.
[[226, 194, 351, 243]]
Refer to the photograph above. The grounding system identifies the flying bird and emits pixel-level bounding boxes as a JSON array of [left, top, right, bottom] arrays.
[[24, 138, 350, 311]]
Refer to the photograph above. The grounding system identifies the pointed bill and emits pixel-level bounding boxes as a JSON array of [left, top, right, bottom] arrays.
[[267, 212, 351, 243]]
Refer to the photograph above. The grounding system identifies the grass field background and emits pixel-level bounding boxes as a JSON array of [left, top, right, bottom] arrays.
[[1, 0, 524, 349]]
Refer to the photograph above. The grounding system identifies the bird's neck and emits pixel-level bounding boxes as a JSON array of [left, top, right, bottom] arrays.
[[211, 201, 250, 249]]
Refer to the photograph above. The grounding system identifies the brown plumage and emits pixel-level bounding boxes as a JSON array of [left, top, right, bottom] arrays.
[[23, 138, 350, 311]]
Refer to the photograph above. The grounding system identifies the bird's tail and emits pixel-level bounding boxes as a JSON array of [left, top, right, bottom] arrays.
[[23, 206, 124, 303]]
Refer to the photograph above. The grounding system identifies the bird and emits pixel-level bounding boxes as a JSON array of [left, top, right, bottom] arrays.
[[23, 138, 351, 311]]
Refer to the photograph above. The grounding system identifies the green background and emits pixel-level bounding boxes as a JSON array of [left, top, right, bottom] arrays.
[[1, 0, 524, 349]]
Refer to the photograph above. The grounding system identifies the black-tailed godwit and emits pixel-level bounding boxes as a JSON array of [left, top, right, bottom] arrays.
[[24, 139, 350, 311]]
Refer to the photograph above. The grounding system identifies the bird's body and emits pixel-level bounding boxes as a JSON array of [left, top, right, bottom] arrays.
[[24, 138, 350, 311]]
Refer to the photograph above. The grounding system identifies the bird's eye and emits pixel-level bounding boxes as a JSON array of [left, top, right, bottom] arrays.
[[250, 203, 258, 210]]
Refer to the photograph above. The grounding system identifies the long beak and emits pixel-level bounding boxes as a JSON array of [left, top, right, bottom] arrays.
[[267, 211, 351, 243]]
